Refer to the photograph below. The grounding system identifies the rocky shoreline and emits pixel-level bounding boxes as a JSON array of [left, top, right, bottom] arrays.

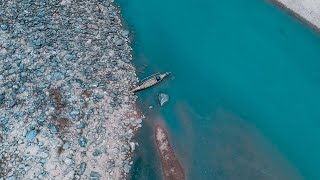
[[272, 0, 320, 32], [0, 0, 142, 179]]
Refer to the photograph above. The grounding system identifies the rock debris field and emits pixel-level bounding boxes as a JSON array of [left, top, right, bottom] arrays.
[[0, 0, 142, 179]]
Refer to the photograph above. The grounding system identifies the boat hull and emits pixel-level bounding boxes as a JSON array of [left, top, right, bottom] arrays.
[[130, 72, 170, 92]]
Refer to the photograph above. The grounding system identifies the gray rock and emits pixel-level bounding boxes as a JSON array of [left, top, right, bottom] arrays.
[[64, 157, 74, 166], [129, 142, 135, 152], [121, 30, 129, 37], [123, 163, 131, 173], [62, 142, 71, 150], [135, 119, 142, 124], [115, 39, 124, 46], [38, 152, 49, 158], [158, 93, 169, 106]]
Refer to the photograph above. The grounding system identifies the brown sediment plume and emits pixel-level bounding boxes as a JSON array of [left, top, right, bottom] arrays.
[[155, 124, 185, 180]]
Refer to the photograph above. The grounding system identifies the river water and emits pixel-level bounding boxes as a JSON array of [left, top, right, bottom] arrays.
[[117, 0, 320, 179]]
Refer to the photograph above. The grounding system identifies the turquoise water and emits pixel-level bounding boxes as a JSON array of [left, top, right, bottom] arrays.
[[117, 0, 320, 179]]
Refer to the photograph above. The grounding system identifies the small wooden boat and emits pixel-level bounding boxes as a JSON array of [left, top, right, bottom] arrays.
[[130, 72, 170, 93]]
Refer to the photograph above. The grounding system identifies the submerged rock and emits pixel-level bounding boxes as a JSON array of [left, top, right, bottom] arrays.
[[158, 93, 169, 106]]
